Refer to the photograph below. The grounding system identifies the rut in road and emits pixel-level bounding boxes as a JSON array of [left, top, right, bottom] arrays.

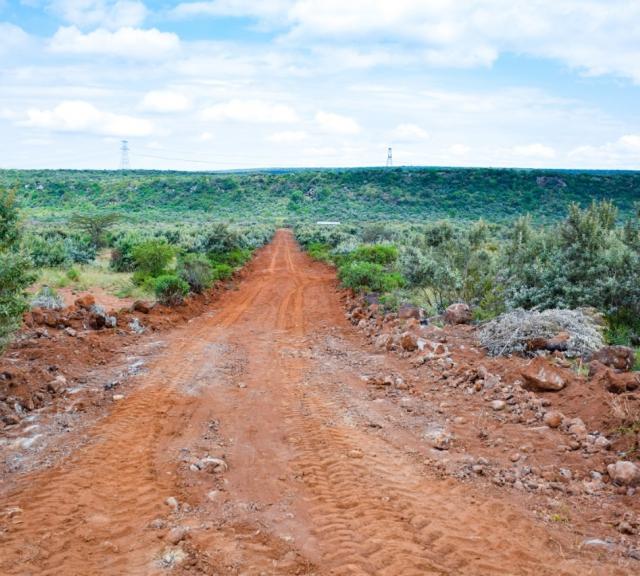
[[0, 230, 625, 575]]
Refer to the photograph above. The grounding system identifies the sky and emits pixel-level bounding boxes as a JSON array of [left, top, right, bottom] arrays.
[[0, 0, 639, 171]]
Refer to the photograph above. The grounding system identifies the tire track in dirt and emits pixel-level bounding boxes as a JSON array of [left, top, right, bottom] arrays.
[[281, 374, 570, 576], [0, 327, 217, 574]]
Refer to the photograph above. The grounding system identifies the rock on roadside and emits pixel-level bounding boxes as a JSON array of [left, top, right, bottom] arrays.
[[607, 461, 640, 486], [590, 345, 636, 372], [521, 357, 567, 392], [444, 303, 472, 325], [543, 411, 563, 428]]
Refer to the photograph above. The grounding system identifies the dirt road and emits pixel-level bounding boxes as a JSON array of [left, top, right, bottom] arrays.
[[0, 230, 629, 575]]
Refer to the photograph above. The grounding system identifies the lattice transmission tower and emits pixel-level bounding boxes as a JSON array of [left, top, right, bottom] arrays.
[[120, 140, 130, 170]]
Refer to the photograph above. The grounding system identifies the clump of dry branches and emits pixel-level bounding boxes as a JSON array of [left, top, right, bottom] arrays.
[[479, 308, 604, 357]]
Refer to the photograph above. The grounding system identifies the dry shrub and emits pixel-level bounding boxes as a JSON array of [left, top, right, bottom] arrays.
[[607, 394, 640, 428], [479, 308, 604, 357]]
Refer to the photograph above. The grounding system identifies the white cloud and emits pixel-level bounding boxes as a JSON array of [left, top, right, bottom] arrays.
[[569, 134, 640, 168], [171, 0, 290, 21], [448, 144, 471, 156], [171, 1, 640, 83], [0, 107, 18, 120], [21, 100, 154, 136], [301, 145, 336, 157], [268, 130, 308, 143], [391, 123, 429, 141], [199, 131, 213, 141], [511, 143, 556, 159], [0, 22, 31, 54], [49, 0, 147, 29], [315, 110, 361, 135], [202, 99, 299, 123], [309, 46, 394, 70], [618, 134, 640, 150], [141, 90, 191, 113], [49, 25, 180, 59]]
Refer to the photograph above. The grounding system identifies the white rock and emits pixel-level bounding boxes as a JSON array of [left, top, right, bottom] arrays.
[[490, 400, 506, 411], [581, 539, 616, 552], [607, 461, 640, 486], [425, 428, 452, 450], [198, 456, 228, 474]]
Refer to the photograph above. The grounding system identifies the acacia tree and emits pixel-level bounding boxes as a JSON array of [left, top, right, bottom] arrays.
[[70, 212, 120, 248], [0, 189, 33, 350]]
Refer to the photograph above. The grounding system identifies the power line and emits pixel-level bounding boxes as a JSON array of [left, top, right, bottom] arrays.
[[136, 146, 287, 163], [132, 152, 250, 168], [133, 149, 306, 169]]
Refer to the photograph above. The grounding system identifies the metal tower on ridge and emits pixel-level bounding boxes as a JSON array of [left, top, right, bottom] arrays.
[[120, 140, 130, 170], [386, 147, 393, 167]]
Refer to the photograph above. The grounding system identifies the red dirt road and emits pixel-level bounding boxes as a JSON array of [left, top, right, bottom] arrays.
[[0, 231, 630, 575]]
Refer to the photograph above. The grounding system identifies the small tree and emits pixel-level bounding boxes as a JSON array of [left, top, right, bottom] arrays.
[[1, 189, 34, 350], [70, 212, 120, 248], [132, 239, 175, 277]]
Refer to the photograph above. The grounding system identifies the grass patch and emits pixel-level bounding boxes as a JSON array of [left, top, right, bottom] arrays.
[[35, 263, 152, 300]]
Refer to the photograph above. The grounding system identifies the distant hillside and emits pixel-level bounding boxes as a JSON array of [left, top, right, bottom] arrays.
[[2, 167, 639, 222]]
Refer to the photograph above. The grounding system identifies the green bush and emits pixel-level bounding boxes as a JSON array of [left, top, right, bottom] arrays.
[[504, 202, 640, 342], [23, 229, 96, 268], [63, 235, 96, 264], [66, 267, 80, 281], [25, 234, 68, 267], [1, 189, 33, 349], [195, 223, 244, 254], [378, 291, 403, 311], [132, 270, 152, 287], [361, 223, 392, 243], [208, 247, 251, 267], [212, 263, 234, 281], [110, 233, 143, 272], [339, 261, 404, 292], [177, 253, 213, 294], [307, 242, 332, 262], [351, 244, 398, 265], [132, 240, 175, 277], [153, 274, 189, 306], [605, 310, 640, 346]]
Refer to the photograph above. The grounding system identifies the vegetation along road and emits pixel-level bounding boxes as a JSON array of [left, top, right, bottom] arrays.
[[0, 231, 633, 575]]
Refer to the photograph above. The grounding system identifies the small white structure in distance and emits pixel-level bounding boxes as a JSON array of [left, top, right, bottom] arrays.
[[316, 221, 341, 226]]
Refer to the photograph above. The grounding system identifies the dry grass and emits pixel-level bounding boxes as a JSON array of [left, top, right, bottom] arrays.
[[607, 394, 640, 428], [34, 264, 151, 300]]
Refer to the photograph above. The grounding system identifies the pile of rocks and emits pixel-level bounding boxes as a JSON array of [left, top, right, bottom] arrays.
[[26, 295, 131, 333], [589, 356, 640, 393], [345, 298, 463, 370], [0, 372, 67, 426]]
